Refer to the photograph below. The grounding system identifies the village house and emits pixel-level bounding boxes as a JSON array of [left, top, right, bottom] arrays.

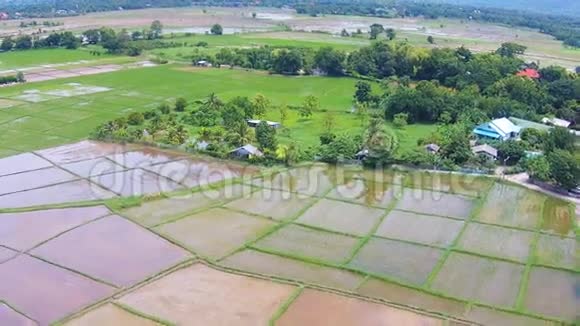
[[246, 119, 281, 129], [471, 144, 498, 161], [229, 144, 263, 159], [473, 117, 522, 141]]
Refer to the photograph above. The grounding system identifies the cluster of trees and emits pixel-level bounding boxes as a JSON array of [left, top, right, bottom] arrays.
[[19, 20, 63, 28], [0, 32, 79, 51], [80, 20, 163, 55], [0, 72, 25, 85]]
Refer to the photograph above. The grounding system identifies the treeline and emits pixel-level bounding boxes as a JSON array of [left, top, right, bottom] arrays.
[[0, 72, 25, 85], [0, 32, 79, 51]]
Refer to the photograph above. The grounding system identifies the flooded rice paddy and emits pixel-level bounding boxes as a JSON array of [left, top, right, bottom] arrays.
[[0, 141, 577, 325]]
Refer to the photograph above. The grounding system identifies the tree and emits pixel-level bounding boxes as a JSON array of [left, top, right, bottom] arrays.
[[322, 111, 335, 132], [314, 47, 345, 76], [15, 72, 25, 83], [14, 35, 33, 50], [497, 140, 526, 165], [393, 112, 408, 128], [127, 112, 145, 125], [544, 127, 575, 152], [362, 115, 395, 166], [319, 133, 359, 163], [60, 32, 80, 49], [150, 20, 163, 39], [131, 31, 143, 41], [300, 95, 319, 119], [251, 94, 270, 118], [83, 29, 101, 44], [221, 104, 245, 130], [354, 81, 373, 103], [256, 121, 277, 151], [369, 23, 384, 40], [437, 123, 472, 165], [1, 37, 14, 51], [279, 105, 288, 126], [340, 29, 350, 37], [385, 28, 396, 40], [495, 42, 527, 57], [547, 150, 580, 189], [175, 97, 187, 112], [210, 24, 223, 35], [252, 12, 257, 18], [158, 103, 171, 114], [356, 102, 370, 127], [273, 49, 303, 75], [276, 142, 300, 166], [427, 35, 435, 44], [525, 156, 551, 181], [197, 93, 224, 112]]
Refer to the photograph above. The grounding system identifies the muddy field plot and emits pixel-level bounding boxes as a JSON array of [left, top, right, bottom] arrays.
[[456, 223, 535, 262], [0, 152, 52, 176], [65, 303, 159, 326], [0, 254, 115, 325], [0, 166, 78, 195], [405, 172, 493, 197], [276, 289, 443, 326], [541, 197, 575, 237], [523, 267, 578, 321], [465, 305, 558, 326], [431, 252, 523, 307], [221, 249, 364, 290], [534, 234, 577, 270], [0, 303, 36, 326], [225, 188, 316, 221], [375, 210, 464, 247], [477, 183, 545, 229], [0, 179, 117, 209], [326, 179, 399, 208], [396, 189, 474, 219], [35, 141, 129, 165], [61, 157, 127, 178], [90, 169, 184, 196], [122, 183, 252, 227], [118, 263, 295, 325], [0, 206, 110, 251], [296, 198, 384, 236], [30, 215, 190, 287], [358, 278, 467, 318], [253, 224, 360, 263], [106, 150, 184, 169], [349, 237, 443, 285], [154, 208, 275, 259]]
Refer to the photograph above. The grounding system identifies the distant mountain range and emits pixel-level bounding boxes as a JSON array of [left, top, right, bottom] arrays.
[[423, 0, 580, 17]]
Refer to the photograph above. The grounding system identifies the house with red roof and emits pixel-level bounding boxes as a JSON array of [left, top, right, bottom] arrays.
[[516, 68, 540, 79]]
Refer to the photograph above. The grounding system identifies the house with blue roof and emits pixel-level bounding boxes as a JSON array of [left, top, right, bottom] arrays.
[[473, 117, 522, 141]]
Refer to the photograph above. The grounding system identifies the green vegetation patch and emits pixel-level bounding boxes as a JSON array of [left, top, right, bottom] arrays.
[[541, 197, 575, 237], [523, 267, 578, 321], [348, 237, 443, 285], [534, 234, 578, 271], [154, 208, 276, 260], [253, 224, 360, 264], [220, 249, 364, 291], [431, 252, 523, 307], [0, 48, 113, 70], [295, 198, 384, 236], [456, 223, 535, 263], [375, 210, 464, 248], [477, 184, 545, 230]]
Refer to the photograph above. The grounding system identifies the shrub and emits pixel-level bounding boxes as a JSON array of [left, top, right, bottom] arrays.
[[127, 112, 145, 125]]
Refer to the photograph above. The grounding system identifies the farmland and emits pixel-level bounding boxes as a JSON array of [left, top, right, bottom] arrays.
[[0, 142, 576, 325]]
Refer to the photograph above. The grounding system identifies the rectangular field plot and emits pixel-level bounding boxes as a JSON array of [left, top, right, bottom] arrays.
[[10, 84, 111, 103], [0, 166, 78, 195], [0, 255, 115, 326], [477, 184, 545, 229], [375, 210, 464, 247], [0, 246, 17, 262], [431, 252, 523, 307], [535, 234, 578, 271], [2, 115, 66, 132], [277, 289, 443, 326], [118, 264, 295, 326], [225, 188, 316, 221], [0, 152, 52, 177], [396, 189, 474, 219], [355, 169, 406, 185], [106, 150, 184, 169], [524, 267, 578, 321], [35, 140, 129, 165], [155, 208, 276, 259], [541, 197, 575, 237], [0, 205, 110, 251], [64, 303, 159, 326], [254, 224, 359, 263], [90, 169, 184, 197], [348, 237, 443, 285], [456, 223, 534, 262], [221, 249, 364, 290], [357, 278, 467, 317], [326, 179, 399, 208], [296, 198, 384, 236], [61, 157, 127, 178], [30, 215, 191, 287], [465, 306, 557, 326], [0, 303, 36, 326], [0, 179, 116, 209], [405, 172, 493, 197], [252, 164, 357, 197]]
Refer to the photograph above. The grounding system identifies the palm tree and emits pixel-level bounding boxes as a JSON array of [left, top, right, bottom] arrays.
[[195, 93, 223, 111]]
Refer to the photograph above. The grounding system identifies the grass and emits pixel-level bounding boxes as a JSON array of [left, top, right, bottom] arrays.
[[0, 64, 434, 154], [0, 48, 116, 71]]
